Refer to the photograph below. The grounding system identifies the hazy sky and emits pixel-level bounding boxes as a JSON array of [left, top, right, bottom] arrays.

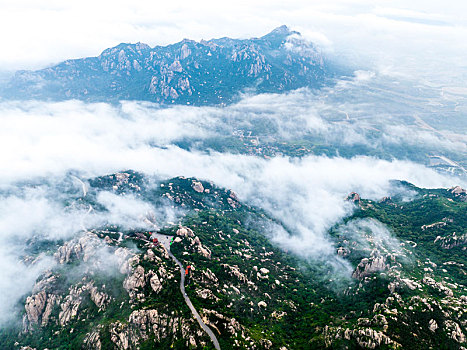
[[1, 0, 467, 84]]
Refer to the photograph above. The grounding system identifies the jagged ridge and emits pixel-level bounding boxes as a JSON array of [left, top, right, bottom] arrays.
[[1, 26, 331, 105]]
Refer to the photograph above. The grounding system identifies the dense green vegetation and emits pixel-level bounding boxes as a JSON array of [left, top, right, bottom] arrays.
[[2, 174, 466, 349]]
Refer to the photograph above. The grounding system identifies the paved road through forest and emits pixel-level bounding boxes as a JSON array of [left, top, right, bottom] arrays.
[[74, 177, 221, 350], [152, 233, 221, 350]]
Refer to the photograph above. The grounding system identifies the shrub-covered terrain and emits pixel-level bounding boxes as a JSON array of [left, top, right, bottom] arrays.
[[1, 172, 465, 349]]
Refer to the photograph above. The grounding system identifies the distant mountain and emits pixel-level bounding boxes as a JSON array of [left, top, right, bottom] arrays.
[[1, 26, 332, 105]]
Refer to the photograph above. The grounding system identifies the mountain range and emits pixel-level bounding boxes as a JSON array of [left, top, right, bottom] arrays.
[[1, 26, 333, 105]]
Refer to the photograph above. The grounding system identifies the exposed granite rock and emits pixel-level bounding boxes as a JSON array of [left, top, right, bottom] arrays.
[[434, 232, 467, 249], [176, 226, 195, 237], [4, 26, 328, 105], [41, 293, 59, 327], [149, 272, 163, 294], [192, 181, 204, 193], [429, 319, 438, 332], [449, 186, 467, 201], [54, 233, 101, 264], [191, 236, 211, 259], [90, 285, 110, 310], [24, 291, 47, 326], [352, 251, 389, 279], [110, 321, 132, 350], [107, 309, 196, 348], [196, 288, 220, 301], [222, 264, 248, 283], [123, 265, 146, 298], [202, 308, 250, 343], [83, 328, 102, 350], [444, 320, 465, 343], [337, 246, 350, 257], [422, 276, 453, 297], [59, 283, 92, 326], [324, 325, 401, 349], [31, 272, 58, 294], [114, 247, 134, 274], [346, 192, 361, 204], [202, 268, 218, 284]]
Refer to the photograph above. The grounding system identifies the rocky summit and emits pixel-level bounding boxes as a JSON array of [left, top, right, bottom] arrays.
[[1, 26, 331, 105]]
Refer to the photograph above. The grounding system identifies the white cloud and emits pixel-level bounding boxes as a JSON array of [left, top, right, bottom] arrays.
[[0, 0, 466, 86], [0, 75, 465, 324]]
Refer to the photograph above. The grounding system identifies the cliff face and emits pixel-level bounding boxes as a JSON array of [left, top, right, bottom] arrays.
[[19, 224, 209, 349], [2, 26, 331, 105]]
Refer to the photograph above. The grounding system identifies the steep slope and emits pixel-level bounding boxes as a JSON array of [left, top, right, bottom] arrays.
[[1, 172, 465, 349], [1, 26, 331, 105]]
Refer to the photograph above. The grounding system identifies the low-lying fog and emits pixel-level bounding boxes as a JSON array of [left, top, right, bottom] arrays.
[[0, 73, 465, 325]]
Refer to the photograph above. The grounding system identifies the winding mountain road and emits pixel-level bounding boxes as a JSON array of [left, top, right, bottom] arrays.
[[151, 234, 221, 350], [72, 174, 220, 349]]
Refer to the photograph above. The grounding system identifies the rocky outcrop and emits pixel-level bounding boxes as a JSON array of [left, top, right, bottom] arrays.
[[324, 325, 400, 349], [123, 265, 146, 299], [90, 285, 110, 310], [128, 309, 188, 341], [449, 186, 467, 201], [174, 225, 212, 259], [202, 309, 251, 343], [59, 283, 91, 326], [110, 321, 132, 350], [84, 328, 102, 350], [107, 310, 196, 349], [202, 268, 218, 284], [149, 272, 163, 294], [352, 251, 389, 279], [222, 264, 248, 283], [4, 27, 328, 105], [24, 291, 47, 326], [114, 247, 134, 274], [41, 293, 59, 327], [176, 226, 195, 237], [346, 192, 361, 204], [31, 272, 58, 294], [337, 246, 350, 257], [434, 232, 467, 249], [428, 319, 438, 332], [196, 288, 220, 301], [192, 181, 204, 193], [227, 191, 240, 208], [422, 276, 453, 297], [191, 236, 211, 259], [54, 233, 101, 264], [444, 320, 465, 343], [23, 272, 64, 332]]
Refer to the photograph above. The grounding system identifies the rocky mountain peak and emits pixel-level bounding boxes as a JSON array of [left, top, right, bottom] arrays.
[[264, 25, 294, 36], [1, 26, 334, 105]]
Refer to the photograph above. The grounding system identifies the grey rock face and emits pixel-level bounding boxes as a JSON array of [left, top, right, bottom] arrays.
[[2, 26, 332, 105], [24, 291, 47, 326], [352, 253, 389, 279]]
